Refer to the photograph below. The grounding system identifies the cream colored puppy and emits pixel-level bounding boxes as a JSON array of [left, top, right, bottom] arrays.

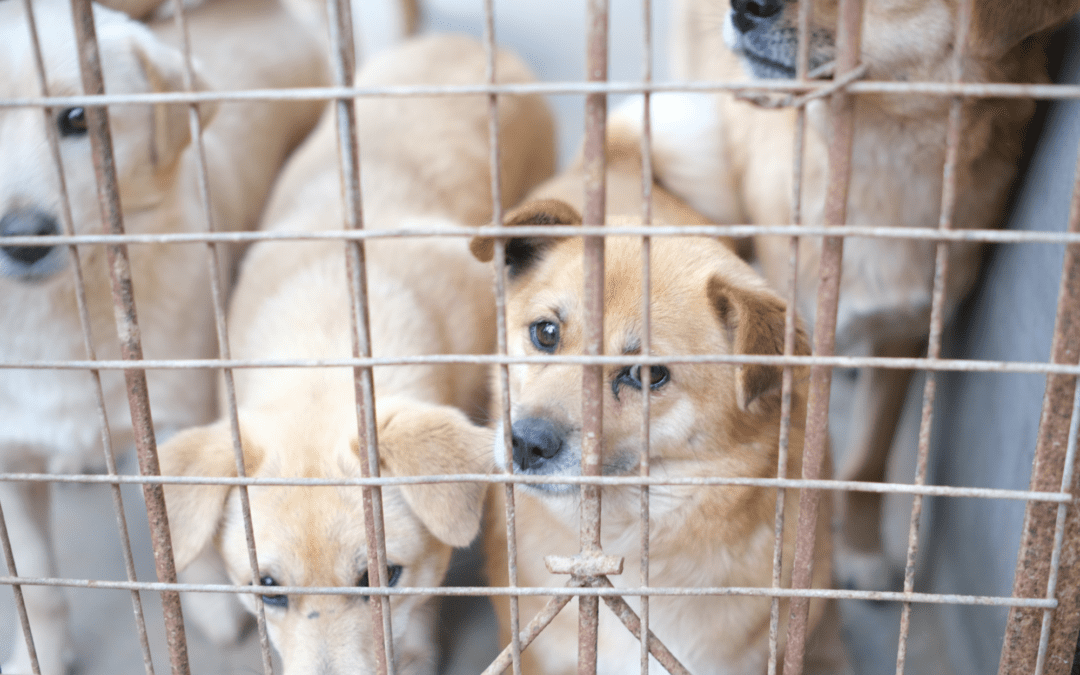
[[0, 0, 327, 672], [616, 0, 1080, 588], [157, 34, 555, 674], [474, 129, 842, 675]]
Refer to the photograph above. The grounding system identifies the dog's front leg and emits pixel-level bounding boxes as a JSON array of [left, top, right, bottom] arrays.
[[833, 337, 924, 593], [0, 475, 72, 675]]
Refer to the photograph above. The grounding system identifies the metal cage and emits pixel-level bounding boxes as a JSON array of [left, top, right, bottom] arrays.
[[1, 0, 1079, 673]]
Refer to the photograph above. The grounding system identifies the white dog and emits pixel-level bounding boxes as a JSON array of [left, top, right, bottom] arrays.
[[0, 0, 329, 672]]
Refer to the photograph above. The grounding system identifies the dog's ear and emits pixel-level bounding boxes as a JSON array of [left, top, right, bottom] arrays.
[[129, 29, 218, 170], [708, 275, 810, 411], [375, 403, 494, 547], [469, 198, 582, 278], [973, 0, 1080, 55], [158, 420, 259, 571]]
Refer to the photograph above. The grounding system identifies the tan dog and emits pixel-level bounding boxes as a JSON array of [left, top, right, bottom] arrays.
[[0, 0, 328, 672], [473, 129, 840, 674], [613, 0, 1080, 588], [156, 34, 555, 674]]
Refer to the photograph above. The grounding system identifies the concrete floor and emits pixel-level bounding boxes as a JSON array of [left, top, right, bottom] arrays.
[[1, 0, 955, 672]]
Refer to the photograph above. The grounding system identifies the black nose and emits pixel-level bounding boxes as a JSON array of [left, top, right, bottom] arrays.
[[731, 0, 784, 33], [511, 417, 565, 472], [1, 210, 59, 266]]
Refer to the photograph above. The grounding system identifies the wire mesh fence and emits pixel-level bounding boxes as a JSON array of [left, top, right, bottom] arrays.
[[1, 0, 1079, 674]]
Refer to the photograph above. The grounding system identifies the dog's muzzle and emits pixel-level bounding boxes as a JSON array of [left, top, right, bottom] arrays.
[[0, 209, 64, 280], [730, 0, 783, 35], [510, 417, 581, 495], [726, 0, 799, 80], [512, 417, 565, 472]]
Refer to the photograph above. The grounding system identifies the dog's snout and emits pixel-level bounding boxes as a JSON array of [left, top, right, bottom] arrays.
[[0, 210, 59, 266], [730, 0, 783, 33], [511, 418, 564, 471]]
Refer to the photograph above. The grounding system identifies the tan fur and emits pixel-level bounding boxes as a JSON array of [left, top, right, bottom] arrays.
[[475, 143, 838, 673], [631, 0, 1080, 587], [0, 1, 327, 671], [157, 34, 555, 675]]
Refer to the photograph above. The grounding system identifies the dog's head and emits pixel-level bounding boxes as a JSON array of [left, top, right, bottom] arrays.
[[0, 0, 215, 283], [158, 401, 492, 674], [722, 0, 1080, 83], [471, 199, 809, 514]]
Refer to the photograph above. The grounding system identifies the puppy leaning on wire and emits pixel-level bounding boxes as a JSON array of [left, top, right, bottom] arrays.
[[156, 34, 556, 674], [474, 119, 846, 675], [0, 0, 329, 672], [615, 0, 1080, 590]]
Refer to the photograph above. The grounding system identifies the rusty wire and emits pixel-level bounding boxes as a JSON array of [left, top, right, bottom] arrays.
[[67, 0, 192, 672]]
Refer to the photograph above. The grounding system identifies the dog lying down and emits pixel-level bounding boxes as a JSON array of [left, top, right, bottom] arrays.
[[0, 0, 326, 672], [157, 34, 555, 674], [475, 123, 844, 675]]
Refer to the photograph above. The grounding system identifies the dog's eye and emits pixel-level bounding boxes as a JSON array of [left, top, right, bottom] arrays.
[[57, 107, 88, 137], [612, 364, 670, 399], [358, 564, 404, 601], [636, 365, 670, 389], [530, 320, 560, 352], [259, 575, 288, 608]]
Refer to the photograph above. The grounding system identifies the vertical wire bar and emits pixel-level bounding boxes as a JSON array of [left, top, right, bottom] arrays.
[[1034, 353, 1080, 675], [782, 0, 863, 673], [20, 1, 157, 672], [481, 3, 524, 674], [324, 0, 394, 671], [998, 80, 1080, 675], [637, 0, 653, 672], [67, 1, 192, 672], [0, 500, 41, 673], [580, 0, 609, 673], [769, 1, 813, 673], [165, 1, 275, 671], [894, 1, 972, 672]]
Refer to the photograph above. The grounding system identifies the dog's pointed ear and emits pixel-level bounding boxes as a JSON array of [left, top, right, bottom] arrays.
[[374, 403, 494, 547], [129, 29, 218, 170], [158, 420, 261, 571], [708, 275, 810, 411], [469, 198, 582, 278], [973, 0, 1080, 56]]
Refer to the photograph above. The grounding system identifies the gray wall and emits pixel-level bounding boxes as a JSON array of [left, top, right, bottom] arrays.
[[927, 17, 1080, 675]]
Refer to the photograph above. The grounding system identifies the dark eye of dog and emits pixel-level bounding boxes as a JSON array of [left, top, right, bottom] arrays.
[[259, 575, 288, 608], [57, 107, 88, 137], [358, 564, 404, 601], [612, 364, 670, 399], [530, 320, 560, 352]]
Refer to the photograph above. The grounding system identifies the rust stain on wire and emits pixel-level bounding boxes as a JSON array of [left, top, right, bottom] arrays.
[[783, 0, 863, 672], [68, 0, 191, 672], [998, 83, 1080, 675], [20, 0, 159, 671], [578, 0, 609, 671]]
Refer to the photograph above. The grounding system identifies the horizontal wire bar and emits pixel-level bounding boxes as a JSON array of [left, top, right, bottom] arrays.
[[0, 577, 1058, 608], [2, 80, 1079, 109], [5, 223, 1080, 247], [0, 472, 1067, 502], [6, 353, 1080, 377]]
